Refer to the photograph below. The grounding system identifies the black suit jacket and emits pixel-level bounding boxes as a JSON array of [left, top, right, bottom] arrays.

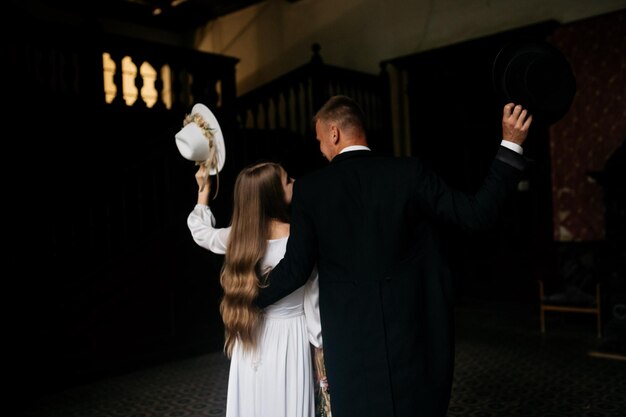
[[257, 146, 527, 417]]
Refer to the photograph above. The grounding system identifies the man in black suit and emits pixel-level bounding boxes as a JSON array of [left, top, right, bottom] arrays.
[[256, 95, 532, 417]]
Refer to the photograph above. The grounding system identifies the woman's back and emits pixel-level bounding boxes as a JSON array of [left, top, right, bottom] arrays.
[[226, 237, 314, 417], [187, 206, 317, 417], [186, 161, 322, 417]]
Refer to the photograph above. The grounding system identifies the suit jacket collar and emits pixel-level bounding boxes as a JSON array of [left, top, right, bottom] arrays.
[[330, 149, 373, 164]]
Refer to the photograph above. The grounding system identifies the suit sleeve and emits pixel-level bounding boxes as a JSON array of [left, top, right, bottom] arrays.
[[256, 180, 318, 308], [415, 146, 528, 230]]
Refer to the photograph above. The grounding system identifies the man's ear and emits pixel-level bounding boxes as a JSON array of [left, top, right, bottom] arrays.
[[331, 125, 340, 145]]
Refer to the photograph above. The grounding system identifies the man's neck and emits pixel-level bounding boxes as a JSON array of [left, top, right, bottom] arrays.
[[339, 144, 371, 154]]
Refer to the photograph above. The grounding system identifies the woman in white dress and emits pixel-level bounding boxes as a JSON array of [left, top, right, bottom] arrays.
[[187, 162, 330, 417]]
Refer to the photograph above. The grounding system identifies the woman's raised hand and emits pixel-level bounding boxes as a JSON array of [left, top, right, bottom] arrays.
[[196, 165, 210, 189], [196, 165, 211, 205]]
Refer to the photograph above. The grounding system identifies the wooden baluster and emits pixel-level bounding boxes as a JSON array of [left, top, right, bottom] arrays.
[[108, 51, 125, 109]]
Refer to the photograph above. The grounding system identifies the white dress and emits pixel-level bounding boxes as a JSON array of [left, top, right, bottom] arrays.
[[187, 204, 322, 417]]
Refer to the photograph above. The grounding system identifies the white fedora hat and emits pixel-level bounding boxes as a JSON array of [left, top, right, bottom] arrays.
[[175, 103, 226, 175]]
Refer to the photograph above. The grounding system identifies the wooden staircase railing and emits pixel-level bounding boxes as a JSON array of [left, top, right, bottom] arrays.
[[234, 44, 393, 159]]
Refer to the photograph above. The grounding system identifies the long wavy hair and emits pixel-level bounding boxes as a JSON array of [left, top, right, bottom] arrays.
[[219, 162, 290, 358]]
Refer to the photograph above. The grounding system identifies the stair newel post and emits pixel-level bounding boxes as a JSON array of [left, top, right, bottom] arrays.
[[309, 43, 327, 123]]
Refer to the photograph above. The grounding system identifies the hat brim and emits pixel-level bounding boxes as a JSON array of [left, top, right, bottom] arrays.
[[174, 103, 226, 175], [493, 39, 576, 125]]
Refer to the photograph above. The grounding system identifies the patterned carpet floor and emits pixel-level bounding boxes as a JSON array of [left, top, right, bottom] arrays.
[[23, 298, 626, 417]]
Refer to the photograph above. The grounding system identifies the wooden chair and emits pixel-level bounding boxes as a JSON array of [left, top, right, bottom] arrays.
[[538, 280, 602, 338]]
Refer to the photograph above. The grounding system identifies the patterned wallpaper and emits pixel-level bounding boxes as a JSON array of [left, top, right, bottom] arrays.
[[548, 9, 626, 242]]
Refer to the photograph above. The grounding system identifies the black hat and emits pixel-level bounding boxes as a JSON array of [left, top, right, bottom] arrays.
[[493, 38, 576, 125]]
